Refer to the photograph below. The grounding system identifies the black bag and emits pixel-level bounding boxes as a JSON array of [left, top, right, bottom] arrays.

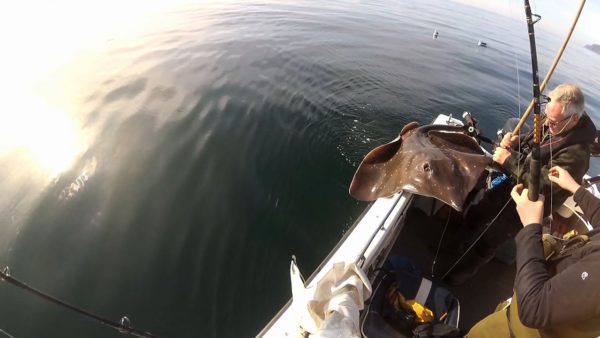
[[360, 256, 460, 338]]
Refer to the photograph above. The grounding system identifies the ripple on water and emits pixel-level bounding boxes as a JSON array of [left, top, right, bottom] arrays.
[[3, 1, 600, 337]]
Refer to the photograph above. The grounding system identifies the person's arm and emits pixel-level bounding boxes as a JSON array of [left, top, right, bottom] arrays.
[[510, 184, 600, 327], [549, 165, 600, 229], [500, 148, 526, 178], [573, 187, 600, 229], [514, 224, 600, 327], [496, 131, 531, 176]]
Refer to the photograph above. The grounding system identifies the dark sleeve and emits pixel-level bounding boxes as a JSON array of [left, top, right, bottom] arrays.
[[502, 150, 526, 179], [514, 224, 600, 327], [573, 186, 600, 229]]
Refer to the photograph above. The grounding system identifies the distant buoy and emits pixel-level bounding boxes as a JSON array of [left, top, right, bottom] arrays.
[[478, 40, 487, 47], [433, 30, 439, 39]]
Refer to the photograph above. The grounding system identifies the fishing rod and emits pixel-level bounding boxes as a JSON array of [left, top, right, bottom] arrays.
[[0, 267, 160, 338], [512, 0, 586, 136], [441, 0, 585, 277], [523, 0, 541, 201]]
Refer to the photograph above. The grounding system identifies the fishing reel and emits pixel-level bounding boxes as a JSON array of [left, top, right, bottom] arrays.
[[462, 111, 482, 140], [462, 111, 496, 147]]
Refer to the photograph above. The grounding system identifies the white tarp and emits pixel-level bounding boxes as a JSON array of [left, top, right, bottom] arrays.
[[290, 260, 372, 338]]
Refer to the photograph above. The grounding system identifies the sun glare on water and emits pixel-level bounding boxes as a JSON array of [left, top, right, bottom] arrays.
[[0, 0, 237, 181], [0, 0, 169, 181], [0, 96, 83, 179]]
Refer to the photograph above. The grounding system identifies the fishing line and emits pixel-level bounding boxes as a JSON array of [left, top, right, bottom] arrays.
[[431, 211, 451, 278], [549, 131, 554, 233], [547, 113, 578, 233], [441, 197, 513, 280], [507, 0, 523, 184], [563, 203, 592, 231], [515, 35, 523, 185], [0, 328, 15, 338], [531, 0, 538, 16], [0, 268, 160, 338]]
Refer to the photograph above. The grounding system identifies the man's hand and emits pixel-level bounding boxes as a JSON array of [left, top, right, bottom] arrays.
[[510, 184, 545, 226], [500, 132, 518, 149], [548, 166, 581, 193], [493, 147, 511, 165]]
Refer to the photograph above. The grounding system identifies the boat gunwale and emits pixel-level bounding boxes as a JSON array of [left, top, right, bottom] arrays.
[[256, 197, 377, 336], [256, 114, 466, 337]]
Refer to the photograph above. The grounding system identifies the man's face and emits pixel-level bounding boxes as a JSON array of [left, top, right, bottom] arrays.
[[544, 100, 577, 135]]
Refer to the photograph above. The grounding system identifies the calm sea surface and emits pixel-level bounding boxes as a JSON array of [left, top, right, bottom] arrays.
[[1, 0, 599, 337]]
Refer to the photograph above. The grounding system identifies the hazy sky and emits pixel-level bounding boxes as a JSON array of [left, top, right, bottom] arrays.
[[453, 0, 599, 45]]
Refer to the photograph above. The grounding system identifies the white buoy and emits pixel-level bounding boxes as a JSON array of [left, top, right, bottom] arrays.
[[433, 29, 439, 39], [478, 40, 487, 47]]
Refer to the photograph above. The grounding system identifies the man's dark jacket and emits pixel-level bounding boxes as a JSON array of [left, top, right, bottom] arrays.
[[503, 113, 597, 211], [514, 187, 600, 337]]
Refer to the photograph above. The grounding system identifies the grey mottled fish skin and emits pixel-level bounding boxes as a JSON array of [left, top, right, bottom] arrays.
[[349, 122, 493, 211]]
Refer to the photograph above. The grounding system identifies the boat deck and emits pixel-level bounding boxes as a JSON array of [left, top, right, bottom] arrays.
[[389, 196, 515, 332]]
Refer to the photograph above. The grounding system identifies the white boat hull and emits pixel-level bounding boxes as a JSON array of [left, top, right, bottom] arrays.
[[257, 114, 465, 337]]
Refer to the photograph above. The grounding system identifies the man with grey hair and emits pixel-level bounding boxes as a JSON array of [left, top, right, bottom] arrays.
[[494, 83, 591, 212], [446, 83, 597, 285]]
